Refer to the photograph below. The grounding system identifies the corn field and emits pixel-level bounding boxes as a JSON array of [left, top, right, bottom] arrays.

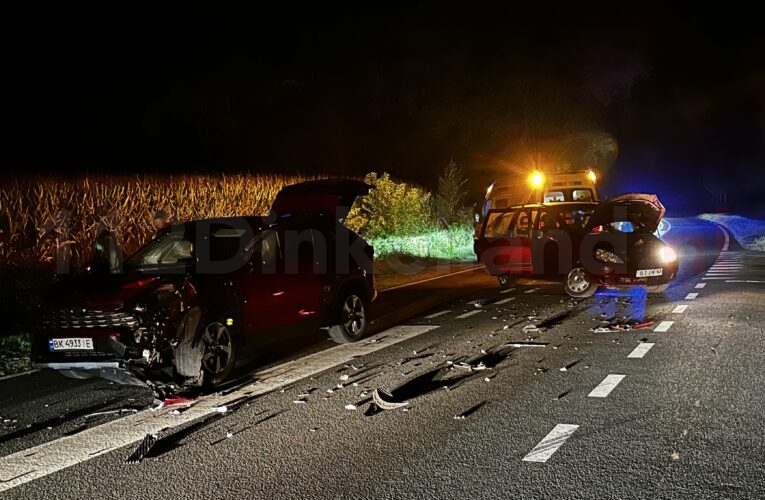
[[0, 172, 320, 269]]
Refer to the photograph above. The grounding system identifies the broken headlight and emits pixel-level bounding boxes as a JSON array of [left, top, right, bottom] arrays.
[[595, 248, 624, 264]]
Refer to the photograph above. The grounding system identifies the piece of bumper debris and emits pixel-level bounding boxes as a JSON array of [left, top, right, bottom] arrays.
[[162, 397, 196, 407], [560, 360, 580, 372], [506, 342, 548, 348], [372, 388, 409, 410], [590, 321, 656, 333], [125, 433, 159, 464], [451, 361, 489, 372], [84, 408, 139, 419]]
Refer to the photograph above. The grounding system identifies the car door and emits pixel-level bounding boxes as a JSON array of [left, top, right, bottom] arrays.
[[237, 229, 297, 336], [475, 208, 533, 275], [530, 208, 574, 276]]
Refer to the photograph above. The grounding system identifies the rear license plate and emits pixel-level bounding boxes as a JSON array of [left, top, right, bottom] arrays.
[[49, 338, 94, 351], [636, 268, 663, 277]]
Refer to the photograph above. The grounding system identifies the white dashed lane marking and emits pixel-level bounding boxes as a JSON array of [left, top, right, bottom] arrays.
[[492, 297, 516, 305], [524, 288, 539, 294], [588, 374, 626, 398], [694, 283, 707, 289], [672, 305, 689, 313], [522, 424, 579, 463], [456, 310, 482, 319], [424, 310, 450, 319], [627, 342, 655, 359], [499, 287, 516, 294], [654, 321, 674, 332], [684, 293, 699, 300]]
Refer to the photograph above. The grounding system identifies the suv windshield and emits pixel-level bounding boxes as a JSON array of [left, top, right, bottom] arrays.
[[124, 231, 194, 271]]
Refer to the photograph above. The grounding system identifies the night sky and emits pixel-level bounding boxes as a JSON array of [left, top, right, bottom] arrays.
[[3, 2, 765, 213]]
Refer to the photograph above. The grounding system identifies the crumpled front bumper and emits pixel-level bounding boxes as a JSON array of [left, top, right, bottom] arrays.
[[33, 361, 149, 386]]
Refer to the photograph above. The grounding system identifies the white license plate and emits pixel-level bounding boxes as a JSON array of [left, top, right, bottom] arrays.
[[49, 338, 94, 351], [636, 268, 663, 277]]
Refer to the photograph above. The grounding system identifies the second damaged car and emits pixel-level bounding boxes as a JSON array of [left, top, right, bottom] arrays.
[[474, 193, 679, 298], [31, 179, 376, 387]]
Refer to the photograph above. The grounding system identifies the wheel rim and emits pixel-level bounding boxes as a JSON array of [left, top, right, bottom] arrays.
[[567, 267, 591, 294], [498, 276, 509, 286], [201, 321, 233, 375], [342, 295, 366, 336]]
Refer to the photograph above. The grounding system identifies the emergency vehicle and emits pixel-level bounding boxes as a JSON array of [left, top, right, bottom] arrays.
[[474, 169, 600, 238]]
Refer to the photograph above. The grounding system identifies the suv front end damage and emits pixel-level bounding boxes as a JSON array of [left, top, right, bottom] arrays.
[[32, 274, 203, 386]]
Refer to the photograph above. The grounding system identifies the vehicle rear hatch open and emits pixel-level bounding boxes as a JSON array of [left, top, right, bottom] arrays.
[[270, 179, 370, 222], [585, 193, 666, 233]]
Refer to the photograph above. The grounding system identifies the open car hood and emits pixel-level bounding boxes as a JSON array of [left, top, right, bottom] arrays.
[[585, 193, 666, 232], [270, 179, 370, 221]]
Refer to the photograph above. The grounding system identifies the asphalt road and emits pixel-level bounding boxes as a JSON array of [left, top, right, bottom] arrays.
[[1, 217, 764, 499]]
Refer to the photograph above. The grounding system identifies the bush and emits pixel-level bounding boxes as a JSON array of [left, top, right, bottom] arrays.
[[346, 172, 438, 239]]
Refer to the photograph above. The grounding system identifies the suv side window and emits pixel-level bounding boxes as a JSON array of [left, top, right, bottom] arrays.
[[247, 230, 279, 268], [514, 209, 538, 237], [484, 211, 515, 237]]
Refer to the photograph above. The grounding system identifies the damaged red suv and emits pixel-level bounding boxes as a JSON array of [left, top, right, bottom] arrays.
[[31, 179, 376, 387]]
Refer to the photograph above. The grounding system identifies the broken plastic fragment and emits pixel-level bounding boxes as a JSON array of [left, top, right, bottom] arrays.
[[452, 362, 473, 371], [560, 360, 579, 372], [372, 388, 409, 410], [345, 404, 357, 411], [125, 433, 158, 464], [212, 405, 228, 413], [339, 374, 350, 381], [163, 397, 195, 407]]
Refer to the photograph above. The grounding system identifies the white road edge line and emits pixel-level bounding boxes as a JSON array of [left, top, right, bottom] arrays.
[[588, 374, 626, 398], [627, 342, 655, 359], [424, 310, 450, 319], [654, 321, 674, 333], [0, 369, 39, 382], [0, 324, 440, 493], [456, 310, 482, 319], [522, 424, 579, 463], [719, 225, 730, 252], [672, 305, 689, 313], [380, 266, 484, 292]]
